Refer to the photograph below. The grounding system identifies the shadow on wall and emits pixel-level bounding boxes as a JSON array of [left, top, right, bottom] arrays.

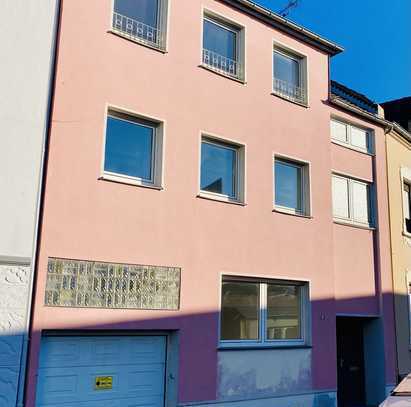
[[0, 293, 401, 407]]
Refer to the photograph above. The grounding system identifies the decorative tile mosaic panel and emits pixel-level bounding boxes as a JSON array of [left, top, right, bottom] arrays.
[[45, 258, 180, 310]]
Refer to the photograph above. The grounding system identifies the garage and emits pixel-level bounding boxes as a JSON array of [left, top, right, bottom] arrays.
[[36, 335, 167, 406]]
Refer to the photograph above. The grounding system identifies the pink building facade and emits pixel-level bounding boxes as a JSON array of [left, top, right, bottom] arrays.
[[24, 1, 397, 406]]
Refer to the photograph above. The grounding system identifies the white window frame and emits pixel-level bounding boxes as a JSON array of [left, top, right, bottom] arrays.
[[272, 42, 308, 106], [273, 155, 311, 217], [330, 118, 374, 155], [401, 167, 411, 237], [110, 0, 170, 51], [332, 173, 373, 228], [201, 9, 246, 82], [101, 106, 164, 189], [198, 134, 246, 204], [219, 276, 310, 348]]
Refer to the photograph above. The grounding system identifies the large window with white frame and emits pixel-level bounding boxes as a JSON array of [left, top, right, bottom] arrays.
[[112, 0, 168, 50], [103, 109, 163, 187], [202, 13, 244, 81], [200, 136, 245, 203], [274, 157, 310, 216], [330, 119, 373, 153], [332, 174, 373, 227], [220, 276, 309, 347], [273, 45, 307, 104]]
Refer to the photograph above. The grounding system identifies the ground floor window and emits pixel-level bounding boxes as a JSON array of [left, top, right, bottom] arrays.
[[220, 276, 309, 347]]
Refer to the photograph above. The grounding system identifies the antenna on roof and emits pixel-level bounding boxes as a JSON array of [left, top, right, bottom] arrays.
[[279, 0, 299, 17]]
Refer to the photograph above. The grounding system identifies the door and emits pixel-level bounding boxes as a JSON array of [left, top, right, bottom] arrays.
[[36, 335, 167, 406], [337, 318, 366, 407]]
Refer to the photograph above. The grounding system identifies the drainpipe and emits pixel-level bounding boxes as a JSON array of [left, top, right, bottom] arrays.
[[17, 1, 61, 405]]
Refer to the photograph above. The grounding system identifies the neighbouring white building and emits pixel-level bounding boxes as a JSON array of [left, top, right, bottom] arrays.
[[0, 1, 59, 405]]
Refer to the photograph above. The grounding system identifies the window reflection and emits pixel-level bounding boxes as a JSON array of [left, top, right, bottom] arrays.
[[221, 281, 259, 340]]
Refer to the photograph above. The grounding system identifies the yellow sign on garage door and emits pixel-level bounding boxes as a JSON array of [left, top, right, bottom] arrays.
[[94, 376, 113, 390]]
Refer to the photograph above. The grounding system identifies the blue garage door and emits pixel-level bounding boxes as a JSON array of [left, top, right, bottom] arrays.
[[36, 335, 166, 406]]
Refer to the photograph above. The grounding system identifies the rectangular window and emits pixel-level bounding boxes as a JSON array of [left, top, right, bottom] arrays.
[[112, 0, 167, 49], [273, 46, 307, 104], [330, 119, 372, 153], [403, 182, 411, 234], [200, 137, 244, 202], [202, 14, 244, 80], [332, 174, 372, 226], [274, 157, 310, 215], [103, 110, 163, 187], [220, 277, 309, 347]]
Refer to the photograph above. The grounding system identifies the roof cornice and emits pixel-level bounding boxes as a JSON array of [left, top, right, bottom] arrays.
[[219, 0, 344, 56]]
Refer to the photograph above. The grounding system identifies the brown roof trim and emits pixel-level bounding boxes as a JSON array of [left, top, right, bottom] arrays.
[[218, 0, 344, 56]]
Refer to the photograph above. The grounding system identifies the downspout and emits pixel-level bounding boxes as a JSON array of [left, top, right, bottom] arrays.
[[17, 1, 62, 405]]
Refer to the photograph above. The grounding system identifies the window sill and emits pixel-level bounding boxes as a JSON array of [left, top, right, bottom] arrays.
[[99, 174, 163, 190], [273, 207, 312, 219], [218, 343, 311, 350], [331, 139, 374, 156], [333, 219, 375, 231], [199, 64, 246, 84], [271, 92, 309, 108], [403, 231, 411, 239], [108, 29, 167, 53], [197, 192, 246, 206]]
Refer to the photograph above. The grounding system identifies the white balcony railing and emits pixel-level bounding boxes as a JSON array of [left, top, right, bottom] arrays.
[[112, 12, 163, 49], [202, 48, 242, 80], [273, 77, 306, 104]]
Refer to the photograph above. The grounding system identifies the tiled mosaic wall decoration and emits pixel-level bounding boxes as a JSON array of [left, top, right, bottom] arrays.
[[45, 258, 180, 310]]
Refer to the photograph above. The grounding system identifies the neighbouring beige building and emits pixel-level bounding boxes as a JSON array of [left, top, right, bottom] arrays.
[[386, 121, 411, 379]]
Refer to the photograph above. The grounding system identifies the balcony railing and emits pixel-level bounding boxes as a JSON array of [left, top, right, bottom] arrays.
[[273, 77, 306, 104], [112, 12, 163, 49], [202, 48, 242, 80]]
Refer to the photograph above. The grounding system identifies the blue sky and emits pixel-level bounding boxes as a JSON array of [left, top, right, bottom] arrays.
[[256, 0, 411, 103]]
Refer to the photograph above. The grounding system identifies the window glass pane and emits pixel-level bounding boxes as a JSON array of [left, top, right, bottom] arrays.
[[351, 126, 368, 150], [332, 176, 349, 219], [274, 51, 300, 87], [352, 182, 369, 224], [203, 19, 237, 61], [331, 120, 348, 143], [275, 160, 302, 211], [201, 141, 237, 197], [221, 281, 259, 340], [104, 116, 154, 181], [114, 0, 158, 27], [404, 183, 411, 233], [266, 284, 301, 340]]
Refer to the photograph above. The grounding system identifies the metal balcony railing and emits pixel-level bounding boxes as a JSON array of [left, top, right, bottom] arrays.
[[273, 77, 306, 104], [112, 12, 163, 49], [202, 48, 242, 80]]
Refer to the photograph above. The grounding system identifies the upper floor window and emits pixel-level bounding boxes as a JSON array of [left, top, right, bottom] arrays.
[[202, 13, 245, 81], [220, 276, 309, 347], [273, 45, 307, 105], [274, 157, 310, 216], [331, 119, 373, 154], [103, 109, 163, 188], [403, 181, 411, 234], [200, 136, 245, 203], [112, 0, 168, 50], [332, 174, 372, 227]]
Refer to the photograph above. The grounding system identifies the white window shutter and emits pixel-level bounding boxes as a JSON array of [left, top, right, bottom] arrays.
[[331, 120, 348, 143], [332, 176, 349, 219], [352, 181, 369, 224], [351, 126, 368, 150]]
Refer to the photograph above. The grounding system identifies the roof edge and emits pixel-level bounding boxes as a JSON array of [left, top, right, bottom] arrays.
[[219, 0, 344, 56]]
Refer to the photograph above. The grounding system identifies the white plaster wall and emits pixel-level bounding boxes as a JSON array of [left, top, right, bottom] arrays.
[[218, 348, 312, 400], [0, 0, 57, 258], [0, 264, 30, 407]]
